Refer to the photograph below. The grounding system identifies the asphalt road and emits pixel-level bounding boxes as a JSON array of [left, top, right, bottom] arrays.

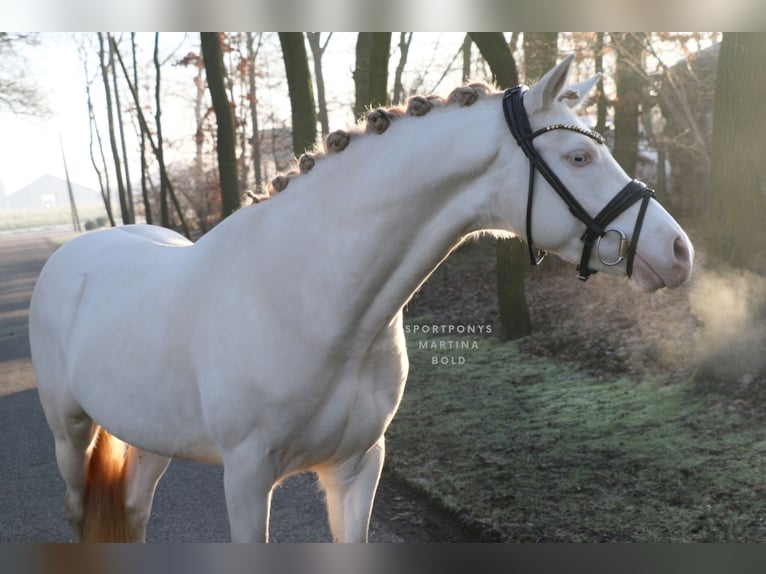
[[0, 229, 473, 543]]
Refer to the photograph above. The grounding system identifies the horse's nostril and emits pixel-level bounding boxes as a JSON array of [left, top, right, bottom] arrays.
[[673, 236, 692, 267]]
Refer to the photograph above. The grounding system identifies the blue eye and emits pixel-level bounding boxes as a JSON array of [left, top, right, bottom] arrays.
[[567, 151, 591, 167]]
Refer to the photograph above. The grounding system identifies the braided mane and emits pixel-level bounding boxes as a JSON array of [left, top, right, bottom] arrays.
[[244, 82, 499, 203]]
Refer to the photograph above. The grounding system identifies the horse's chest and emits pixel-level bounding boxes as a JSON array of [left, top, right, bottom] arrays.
[[291, 340, 409, 467]]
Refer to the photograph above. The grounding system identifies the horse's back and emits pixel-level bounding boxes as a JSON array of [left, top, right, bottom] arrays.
[[31, 225, 190, 329], [113, 224, 192, 247], [39, 225, 190, 274], [30, 225, 192, 376]]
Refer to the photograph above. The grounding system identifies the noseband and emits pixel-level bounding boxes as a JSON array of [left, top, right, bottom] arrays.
[[502, 85, 655, 281]]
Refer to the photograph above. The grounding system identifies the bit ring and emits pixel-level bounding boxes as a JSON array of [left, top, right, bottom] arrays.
[[597, 228, 629, 266]]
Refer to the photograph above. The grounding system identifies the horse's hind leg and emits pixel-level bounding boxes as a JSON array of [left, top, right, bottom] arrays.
[[123, 447, 171, 542], [317, 436, 385, 542], [46, 407, 98, 541]]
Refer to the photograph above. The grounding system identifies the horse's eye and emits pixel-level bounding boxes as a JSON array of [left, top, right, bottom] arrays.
[[566, 151, 591, 167]]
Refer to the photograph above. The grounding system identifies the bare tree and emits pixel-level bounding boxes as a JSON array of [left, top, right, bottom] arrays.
[[132, 32, 152, 224], [353, 33, 392, 118], [461, 34, 472, 84], [468, 32, 531, 341], [523, 32, 558, 82], [59, 134, 81, 232], [594, 32, 608, 135], [247, 32, 264, 192], [201, 32, 241, 219], [109, 34, 135, 224], [77, 37, 116, 227], [154, 33, 170, 227], [612, 33, 644, 174], [111, 36, 190, 237], [0, 33, 48, 116], [467, 33, 518, 88], [278, 33, 317, 157], [97, 32, 130, 225], [706, 32, 766, 273], [392, 32, 413, 104], [306, 32, 332, 138]]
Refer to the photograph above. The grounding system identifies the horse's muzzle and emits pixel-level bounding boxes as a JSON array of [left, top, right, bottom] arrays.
[[633, 234, 694, 291]]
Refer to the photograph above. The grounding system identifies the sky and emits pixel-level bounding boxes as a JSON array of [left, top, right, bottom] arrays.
[[0, 32, 475, 200], [0, 32, 709, 201], [0, 34, 96, 196], [0, 33, 202, 198]]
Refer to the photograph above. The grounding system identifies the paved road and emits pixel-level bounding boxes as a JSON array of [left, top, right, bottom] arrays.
[[0, 230, 472, 543]]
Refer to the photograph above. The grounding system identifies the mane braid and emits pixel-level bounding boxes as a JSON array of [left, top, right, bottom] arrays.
[[261, 82, 499, 197]]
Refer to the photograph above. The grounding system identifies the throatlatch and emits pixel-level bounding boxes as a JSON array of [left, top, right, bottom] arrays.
[[502, 85, 655, 281]]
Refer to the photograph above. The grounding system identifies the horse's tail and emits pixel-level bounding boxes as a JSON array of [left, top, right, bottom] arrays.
[[81, 427, 130, 542]]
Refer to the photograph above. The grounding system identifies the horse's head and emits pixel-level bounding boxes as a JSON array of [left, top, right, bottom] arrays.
[[502, 55, 693, 291]]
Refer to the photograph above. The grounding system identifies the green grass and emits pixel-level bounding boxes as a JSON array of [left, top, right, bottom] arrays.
[[385, 324, 766, 541], [0, 205, 110, 232]]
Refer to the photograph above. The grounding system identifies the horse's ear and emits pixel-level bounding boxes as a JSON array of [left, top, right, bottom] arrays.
[[525, 54, 575, 114], [559, 74, 602, 109]]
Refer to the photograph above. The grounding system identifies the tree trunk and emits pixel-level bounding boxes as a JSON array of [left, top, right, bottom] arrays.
[[201, 32, 241, 219], [461, 34, 472, 84], [354, 33, 391, 118], [393, 32, 412, 105], [79, 41, 115, 227], [193, 55, 205, 201], [109, 34, 134, 224], [613, 33, 643, 175], [468, 32, 531, 341], [706, 32, 766, 273], [595, 32, 608, 135], [132, 32, 152, 224], [306, 32, 331, 138], [154, 34, 169, 227], [60, 135, 81, 233], [247, 32, 263, 191], [496, 238, 532, 339], [467, 33, 519, 88], [278, 32, 317, 157], [523, 32, 558, 83], [98, 32, 129, 226]]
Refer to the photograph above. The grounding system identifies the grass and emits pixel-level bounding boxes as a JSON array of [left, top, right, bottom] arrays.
[[0, 205, 110, 232], [385, 323, 766, 541]]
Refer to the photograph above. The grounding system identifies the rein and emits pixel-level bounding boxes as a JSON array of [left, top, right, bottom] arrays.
[[502, 85, 655, 281]]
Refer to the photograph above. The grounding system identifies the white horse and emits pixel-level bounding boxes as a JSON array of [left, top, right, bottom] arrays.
[[29, 55, 693, 543]]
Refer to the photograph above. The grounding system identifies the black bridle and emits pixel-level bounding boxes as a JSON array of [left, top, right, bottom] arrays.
[[502, 85, 655, 281]]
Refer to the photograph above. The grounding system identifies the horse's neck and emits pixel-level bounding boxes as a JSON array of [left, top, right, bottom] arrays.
[[224, 98, 513, 352]]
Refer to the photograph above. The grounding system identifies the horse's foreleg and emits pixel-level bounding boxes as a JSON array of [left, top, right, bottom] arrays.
[[222, 450, 276, 542], [123, 447, 171, 542], [317, 436, 385, 542]]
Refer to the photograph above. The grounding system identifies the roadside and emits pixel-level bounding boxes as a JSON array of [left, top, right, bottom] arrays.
[[395, 237, 766, 542]]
